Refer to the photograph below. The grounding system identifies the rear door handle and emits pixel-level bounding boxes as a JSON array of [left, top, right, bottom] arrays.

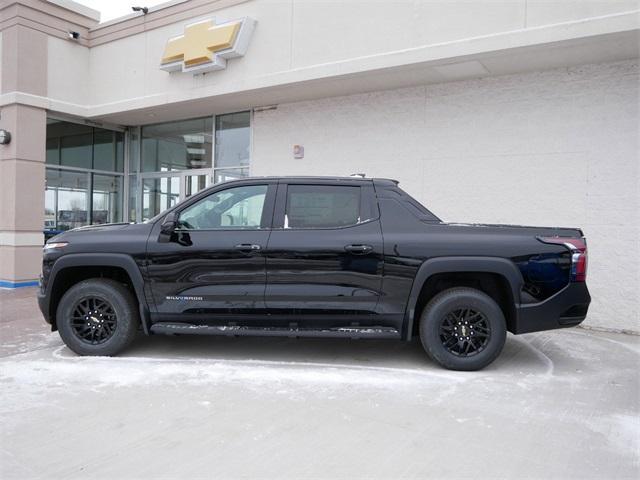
[[234, 243, 262, 251], [344, 244, 373, 254]]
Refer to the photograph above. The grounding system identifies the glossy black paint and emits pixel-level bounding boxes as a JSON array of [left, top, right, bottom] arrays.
[[145, 182, 277, 320], [263, 181, 385, 328], [38, 176, 591, 340]]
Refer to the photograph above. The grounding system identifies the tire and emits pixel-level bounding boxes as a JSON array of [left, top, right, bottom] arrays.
[[419, 287, 507, 371], [56, 279, 140, 356]]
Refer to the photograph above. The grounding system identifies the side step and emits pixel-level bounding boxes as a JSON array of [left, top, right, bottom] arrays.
[[150, 323, 401, 340]]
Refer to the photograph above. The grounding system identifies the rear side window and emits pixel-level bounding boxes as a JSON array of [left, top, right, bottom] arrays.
[[285, 185, 361, 229]]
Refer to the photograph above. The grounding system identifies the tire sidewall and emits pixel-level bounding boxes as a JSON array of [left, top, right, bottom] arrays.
[[420, 289, 507, 371], [57, 280, 137, 356]]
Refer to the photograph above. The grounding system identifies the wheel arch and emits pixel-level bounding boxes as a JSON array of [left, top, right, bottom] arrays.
[[402, 257, 523, 340], [46, 253, 151, 334]]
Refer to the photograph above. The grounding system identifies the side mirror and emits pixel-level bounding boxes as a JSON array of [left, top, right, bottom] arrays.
[[159, 212, 177, 241]]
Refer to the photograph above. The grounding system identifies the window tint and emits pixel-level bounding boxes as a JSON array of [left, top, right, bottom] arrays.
[[285, 185, 361, 229], [178, 185, 267, 230]]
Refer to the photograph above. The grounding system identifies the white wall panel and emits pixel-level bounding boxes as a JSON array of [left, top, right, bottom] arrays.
[[253, 60, 640, 332]]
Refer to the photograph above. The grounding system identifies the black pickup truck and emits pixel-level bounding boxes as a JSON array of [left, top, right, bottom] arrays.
[[38, 176, 590, 370]]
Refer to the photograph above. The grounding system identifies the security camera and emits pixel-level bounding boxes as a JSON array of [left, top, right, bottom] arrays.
[[132, 6, 149, 14], [68, 31, 80, 40]]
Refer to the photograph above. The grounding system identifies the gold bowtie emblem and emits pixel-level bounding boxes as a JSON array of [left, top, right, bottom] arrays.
[[162, 20, 241, 68]]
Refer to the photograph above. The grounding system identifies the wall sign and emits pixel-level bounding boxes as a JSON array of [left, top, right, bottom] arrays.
[[161, 17, 256, 75], [293, 145, 304, 159]]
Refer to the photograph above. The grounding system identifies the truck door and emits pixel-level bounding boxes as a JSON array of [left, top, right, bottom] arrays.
[[264, 180, 385, 327], [145, 181, 276, 322]]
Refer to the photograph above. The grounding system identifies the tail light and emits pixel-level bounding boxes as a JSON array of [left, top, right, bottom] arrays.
[[538, 236, 588, 282]]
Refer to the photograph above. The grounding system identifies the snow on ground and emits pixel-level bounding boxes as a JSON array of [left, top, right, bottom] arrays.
[[1, 290, 639, 479]]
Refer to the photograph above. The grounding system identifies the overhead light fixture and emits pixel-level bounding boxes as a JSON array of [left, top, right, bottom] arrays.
[[183, 134, 205, 144], [132, 6, 149, 14], [187, 148, 206, 155]]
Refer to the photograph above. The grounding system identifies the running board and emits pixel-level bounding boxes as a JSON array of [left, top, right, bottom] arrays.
[[150, 323, 401, 339]]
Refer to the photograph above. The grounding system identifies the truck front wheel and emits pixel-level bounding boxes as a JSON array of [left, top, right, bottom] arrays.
[[419, 287, 507, 371], [56, 279, 139, 356]]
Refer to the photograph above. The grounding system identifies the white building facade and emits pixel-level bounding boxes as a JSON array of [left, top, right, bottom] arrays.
[[0, 0, 638, 332]]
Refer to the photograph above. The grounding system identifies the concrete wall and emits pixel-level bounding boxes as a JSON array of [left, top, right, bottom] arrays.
[[0, 32, 3, 95], [47, 36, 90, 107], [0, 22, 48, 286], [252, 60, 640, 332]]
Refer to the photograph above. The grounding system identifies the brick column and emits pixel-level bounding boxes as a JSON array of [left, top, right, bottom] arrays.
[[0, 24, 47, 287]]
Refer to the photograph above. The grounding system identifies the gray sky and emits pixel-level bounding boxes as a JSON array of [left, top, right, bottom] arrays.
[[73, 0, 170, 23]]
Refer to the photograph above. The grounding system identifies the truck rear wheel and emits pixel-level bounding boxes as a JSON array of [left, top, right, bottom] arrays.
[[419, 287, 506, 371], [56, 279, 139, 356]]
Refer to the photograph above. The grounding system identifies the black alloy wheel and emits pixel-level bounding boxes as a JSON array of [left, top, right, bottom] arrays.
[[419, 287, 507, 371], [439, 308, 491, 357], [56, 279, 139, 356], [70, 296, 118, 345]]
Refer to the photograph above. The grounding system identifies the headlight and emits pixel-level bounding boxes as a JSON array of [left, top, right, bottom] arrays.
[[43, 242, 68, 250]]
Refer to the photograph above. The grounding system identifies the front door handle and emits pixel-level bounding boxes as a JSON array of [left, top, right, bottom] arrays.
[[234, 243, 262, 251], [344, 244, 373, 254]]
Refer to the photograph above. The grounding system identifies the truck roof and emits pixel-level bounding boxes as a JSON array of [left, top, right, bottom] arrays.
[[219, 176, 399, 185]]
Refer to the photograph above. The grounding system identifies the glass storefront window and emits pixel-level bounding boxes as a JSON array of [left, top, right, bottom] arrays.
[[94, 130, 124, 172], [129, 128, 140, 173], [128, 174, 139, 223], [47, 119, 124, 172], [45, 119, 125, 235], [60, 131, 93, 169], [92, 174, 123, 224], [46, 137, 59, 165], [214, 168, 249, 184], [185, 174, 211, 198], [214, 111, 250, 169], [45, 169, 125, 233], [45, 169, 90, 232], [141, 117, 213, 172], [142, 176, 181, 221], [130, 111, 251, 222]]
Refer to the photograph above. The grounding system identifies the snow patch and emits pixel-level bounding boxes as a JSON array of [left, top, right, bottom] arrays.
[[0, 346, 468, 413]]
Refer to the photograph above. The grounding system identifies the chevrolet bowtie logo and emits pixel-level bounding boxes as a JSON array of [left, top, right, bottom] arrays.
[[160, 17, 256, 74]]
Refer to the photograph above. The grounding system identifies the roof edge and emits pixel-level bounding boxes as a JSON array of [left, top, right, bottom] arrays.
[[45, 0, 100, 22]]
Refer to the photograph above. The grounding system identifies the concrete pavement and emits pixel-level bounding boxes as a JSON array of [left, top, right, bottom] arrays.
[[1, 287, 638, 479]]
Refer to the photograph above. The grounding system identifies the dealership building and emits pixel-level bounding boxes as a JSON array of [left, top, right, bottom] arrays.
[[0, 0, 638, 331]]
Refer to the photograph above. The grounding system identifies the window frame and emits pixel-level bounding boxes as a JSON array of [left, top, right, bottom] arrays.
[[172, 182, 277, 232], [272, 181, 379, 231]]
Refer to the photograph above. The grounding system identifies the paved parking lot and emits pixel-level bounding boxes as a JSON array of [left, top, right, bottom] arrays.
[[1, 287, 638, 479]]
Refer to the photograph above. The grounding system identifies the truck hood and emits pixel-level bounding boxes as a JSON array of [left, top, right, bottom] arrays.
[[70, 222, 131, 232], [47, 222, 152, 244]]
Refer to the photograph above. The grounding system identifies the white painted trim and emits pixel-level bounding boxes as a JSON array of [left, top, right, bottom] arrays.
[[0, 91, 90, 117], [1, 11, 637, 118], [0, 232, 44, 247]]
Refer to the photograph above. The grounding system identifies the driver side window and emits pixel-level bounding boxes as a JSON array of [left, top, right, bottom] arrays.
[[177, 185, 267, 230]]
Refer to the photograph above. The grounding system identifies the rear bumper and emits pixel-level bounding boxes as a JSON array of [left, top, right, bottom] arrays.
[[513, 282, 591, 334]]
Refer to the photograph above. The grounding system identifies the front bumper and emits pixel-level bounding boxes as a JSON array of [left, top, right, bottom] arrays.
[[513, 282, 591, 334], [37, 289, 52, 326]]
